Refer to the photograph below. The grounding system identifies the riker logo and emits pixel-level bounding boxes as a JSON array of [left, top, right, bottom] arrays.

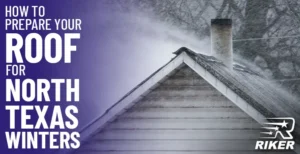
[[255, 117, 295, 150]]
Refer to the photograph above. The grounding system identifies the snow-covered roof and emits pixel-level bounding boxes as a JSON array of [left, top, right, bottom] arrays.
[[175, 47, 300, 143]]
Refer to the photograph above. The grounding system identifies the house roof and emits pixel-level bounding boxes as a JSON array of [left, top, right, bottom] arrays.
[[76, 47, 300, 154], [175, 47, 300, 142]]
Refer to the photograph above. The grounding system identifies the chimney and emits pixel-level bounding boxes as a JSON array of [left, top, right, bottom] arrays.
[[211, 19, 233, 69]]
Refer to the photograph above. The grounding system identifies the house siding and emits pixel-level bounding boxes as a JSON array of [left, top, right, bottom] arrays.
[[75, 65, 295, 154]]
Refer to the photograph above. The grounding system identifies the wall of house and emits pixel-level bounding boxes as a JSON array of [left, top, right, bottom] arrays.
[[75, 65, 295, 154]]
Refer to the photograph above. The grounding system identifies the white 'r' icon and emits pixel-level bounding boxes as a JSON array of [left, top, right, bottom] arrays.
[[260, 117, 295, 140]]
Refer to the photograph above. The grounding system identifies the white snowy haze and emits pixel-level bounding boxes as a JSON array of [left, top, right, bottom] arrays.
[[74, 2, 210, 130]]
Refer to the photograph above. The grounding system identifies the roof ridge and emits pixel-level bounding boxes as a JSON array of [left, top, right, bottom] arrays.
[[175, 47, 263, 77]]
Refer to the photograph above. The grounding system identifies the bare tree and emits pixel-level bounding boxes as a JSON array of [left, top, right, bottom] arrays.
[[108, 0, 300, 96]]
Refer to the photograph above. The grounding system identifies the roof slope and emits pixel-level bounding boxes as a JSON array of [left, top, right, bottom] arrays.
[[175, 47, 300, 142]]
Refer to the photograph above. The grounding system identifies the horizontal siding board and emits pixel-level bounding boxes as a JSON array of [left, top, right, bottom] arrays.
[[160, 78, 210, 86], [121, 108, 249, 119], [95, 130, 260, 140], [156, 85, 215, 91], [107, 119, 260, 130], [137, 97, 234, 108], [143, 96, 227, 102], [167, 74, 202, 79], [147, 89, 222, 97], [81, 140, 257, 151]]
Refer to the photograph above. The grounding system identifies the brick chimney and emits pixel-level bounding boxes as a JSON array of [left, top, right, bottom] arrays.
[[211, 19, 233, 69]]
